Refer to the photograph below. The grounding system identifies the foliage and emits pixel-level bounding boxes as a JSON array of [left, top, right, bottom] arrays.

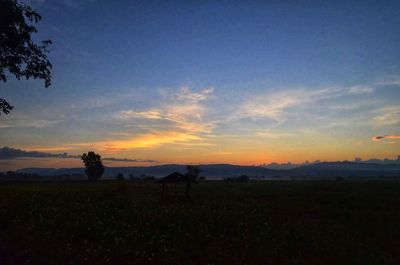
[[225, 174, 250, 182], [116, 173, 125, 181], [185, 165, 201, 183], [128, 174, 137, 180], [0, 98, 13, 114], [140, 175, 156, 182], [0, 171, 86, 181], [81, 151, 104, 181], [126, 174, 156, 182], [0, 0, 52, 115]]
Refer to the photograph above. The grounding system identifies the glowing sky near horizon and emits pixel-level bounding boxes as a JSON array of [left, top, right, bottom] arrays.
[[0, 0, 399, 170]]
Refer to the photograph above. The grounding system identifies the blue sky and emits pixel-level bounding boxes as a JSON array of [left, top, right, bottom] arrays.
[[1, 0, 399, 169]]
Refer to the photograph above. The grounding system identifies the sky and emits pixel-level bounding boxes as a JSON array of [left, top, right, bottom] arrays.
[[1, 0, 399, 170]]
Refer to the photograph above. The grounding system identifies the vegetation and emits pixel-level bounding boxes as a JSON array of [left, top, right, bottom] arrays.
[[225, 174, 250, 182], [0, 0, 52, 115], [116, 173, 125, 181], [81, 151, 104, 181], [0, 171, 85, 181], [0, 181, 399, 265], [185, 165, 201, 195], [185, 165, 201, 182]]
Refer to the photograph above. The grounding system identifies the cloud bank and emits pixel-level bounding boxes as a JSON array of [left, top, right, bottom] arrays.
[[0, 147, 155, 162]]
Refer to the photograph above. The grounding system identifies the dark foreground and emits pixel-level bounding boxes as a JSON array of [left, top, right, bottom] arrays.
[[0, 181, 399, 265]]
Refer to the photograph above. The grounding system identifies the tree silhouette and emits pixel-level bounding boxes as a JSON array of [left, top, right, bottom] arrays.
[[0, 99, 13, 114], [186, 165, 201, 182], [116, 173, 124, 181], [185, 165, 201, 196], [0, 0, 52, 115], [81, 151, 104, 181]]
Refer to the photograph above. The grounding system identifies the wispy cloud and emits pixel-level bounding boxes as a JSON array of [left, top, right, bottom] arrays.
[[102, 157, 156, 163], [0, 119, 62, 129], [329, 101, 373, 111], [238, 91, 300, 121], [118, 110, 164, 120], [372, 106, 400, 126], [97, 131, 204, 150], [385, 142, 400, 145], [236, 86, 344, 123], [231, 78, 399, 136], [348, 86, 374, 94], [174, 87, 214, 102], [109, 87, 216, 150], [374, 75, 400, 87], [254, 130, 297, 138]]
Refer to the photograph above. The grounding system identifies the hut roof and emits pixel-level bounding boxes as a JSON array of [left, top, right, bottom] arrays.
[[158, 172, 187, 183]]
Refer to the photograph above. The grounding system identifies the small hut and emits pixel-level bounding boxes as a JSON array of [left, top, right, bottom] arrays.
[[158, 172, 189, 198]]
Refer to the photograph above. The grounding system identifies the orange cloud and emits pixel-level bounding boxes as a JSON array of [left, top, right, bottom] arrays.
[[104, 146, 127, 151], [109, 87, 215, 151], [98, 131, 204, 151], [372, 135, 400, 141]]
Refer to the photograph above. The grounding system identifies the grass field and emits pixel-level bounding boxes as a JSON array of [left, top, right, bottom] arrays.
[[0, 181, 399, 265]]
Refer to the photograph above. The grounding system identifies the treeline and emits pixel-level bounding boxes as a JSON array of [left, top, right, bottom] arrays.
[[114, 173, 157, 182], [0, 171, 86, 181], [223, 175, 250, 182], [0, 171, 161, 182]]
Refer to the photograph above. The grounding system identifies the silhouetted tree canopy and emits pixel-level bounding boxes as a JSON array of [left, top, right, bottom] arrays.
[[186, 165, 201, 183], [0, 98, 13, 114], [116, 173, 124, 181], [81, 151, 104, 181], [0, 0, 52, 115]]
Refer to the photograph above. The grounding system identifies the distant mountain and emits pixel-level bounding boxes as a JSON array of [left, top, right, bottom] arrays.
[[263, 162, 301, 170], [12, 162, 400, 180], [263, 158, 400, 170], [17, 167, 85, 176], [286, 162, 400, 178]]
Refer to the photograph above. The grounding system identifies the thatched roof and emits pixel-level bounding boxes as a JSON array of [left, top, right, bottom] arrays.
[[158, 172, 187, 183]]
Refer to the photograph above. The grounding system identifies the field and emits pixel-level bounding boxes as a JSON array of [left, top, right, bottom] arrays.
[[0, 181, 399, 265]]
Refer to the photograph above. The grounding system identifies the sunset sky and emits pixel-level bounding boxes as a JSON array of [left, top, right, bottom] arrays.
[[1, 0, 399, 170]]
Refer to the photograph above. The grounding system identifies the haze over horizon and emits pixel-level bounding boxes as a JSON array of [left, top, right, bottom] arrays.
[[1, 0, 399, 170], [0, 146, 400, 172]]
